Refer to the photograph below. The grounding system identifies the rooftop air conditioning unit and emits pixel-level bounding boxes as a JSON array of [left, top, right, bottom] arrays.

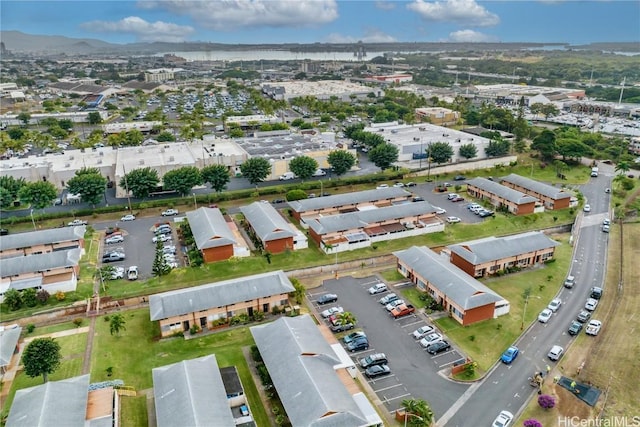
[[97, 159, 102, 164], [139, 160, 144, 165], [161, 148, 165, 153], [65, 163, 70, 167], [138, 148, 143, 153], [169, 156, 175, 162], [69, 156, 74, 160], [419, 127, 426, 131]]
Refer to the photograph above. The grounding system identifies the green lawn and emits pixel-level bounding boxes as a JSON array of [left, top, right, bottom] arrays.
[[434, 234, 572, 370], [120, 395, 148, 427], [21, 320, 81, 337], [90, 309, 270, 427]]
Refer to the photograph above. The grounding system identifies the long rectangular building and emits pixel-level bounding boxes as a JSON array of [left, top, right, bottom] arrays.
[[466, 177, 539, 215], [500, 174, 571, 210]]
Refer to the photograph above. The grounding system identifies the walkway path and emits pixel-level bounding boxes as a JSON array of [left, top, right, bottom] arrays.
[[82, 316, 97, 375]]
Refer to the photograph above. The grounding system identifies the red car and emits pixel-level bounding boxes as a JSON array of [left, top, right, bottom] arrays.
[[451, 197, 465, 202]]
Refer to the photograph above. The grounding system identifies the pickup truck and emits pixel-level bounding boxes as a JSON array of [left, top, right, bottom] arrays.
[[68, 219, 88, 226], [390, 304, 415, 318]]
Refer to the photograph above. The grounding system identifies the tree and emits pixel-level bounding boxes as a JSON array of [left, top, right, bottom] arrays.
[[36, 289, 50, 304], [0, 187, 13, 209], [289, 278, 306, 304], [162, 166, 203, 196], [538, 394, 556, 409], [22, 337, 62, 382], [22, 288, 38, 307], [336, 311, 356, 327], [458, 143, 478, 159], [428, 142, 454, 164], [484, 138, 511, 157], [152, 240, 171, 276], [531, 130, 557, 160], [201, 164, 230, 192], [87, 112, 102, 125], [369, 143, 399, 171], [0, 176, 26, 201], [286, 189, 308, 201], [289, 155, 318, 181], [18, 181, 57, 209], [615, 160, 631, 176], [556, 138, 588, 162], [240, 157, 271, 186], [109, 313, 126, 336], [401, 398, 434, 427], [67, 167, 107, 207], [3, 288, 22, 311], [17, 112, 31, 126], [121, 167, 160, 199], [327, 150, 356, 176]]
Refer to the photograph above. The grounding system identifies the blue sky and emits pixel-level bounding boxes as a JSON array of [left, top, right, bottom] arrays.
[[2, 1, 639, 45]]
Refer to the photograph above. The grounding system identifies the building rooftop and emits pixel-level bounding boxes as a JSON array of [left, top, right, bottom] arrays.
[[240, 201, 297, 242], [288, 187, 411, 214], [0, 225, 85, 253], [0, 247, 82, 278], [466, 177, 539, 204], [500, 174, 572, 200], [0, 325, 22, 368], [185, 207, 237, 250], [234, 133, 338, 161]]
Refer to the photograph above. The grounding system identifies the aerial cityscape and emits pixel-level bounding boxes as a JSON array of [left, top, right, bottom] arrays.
[[0, 1, 639, 427]]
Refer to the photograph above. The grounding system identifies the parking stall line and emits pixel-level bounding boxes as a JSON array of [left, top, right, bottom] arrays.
[[372, 383, 402, 393], [401, 320, 423, 328], [383, 393, 412, 403]]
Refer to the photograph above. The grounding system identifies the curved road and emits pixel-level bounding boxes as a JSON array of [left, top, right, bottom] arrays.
[[440, 164, 613, 426]]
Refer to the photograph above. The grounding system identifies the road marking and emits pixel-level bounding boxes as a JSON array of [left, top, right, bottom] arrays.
[[383, 393, 411, 402], [401, 320, 423, 328], [373, 383, 402, 392], [436, 381, 483, 426]]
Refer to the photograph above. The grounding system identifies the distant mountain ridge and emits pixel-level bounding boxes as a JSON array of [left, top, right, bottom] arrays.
[[1, 30, 638, 56]]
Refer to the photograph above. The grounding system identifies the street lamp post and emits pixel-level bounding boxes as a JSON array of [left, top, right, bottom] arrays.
[[193, 193, 197, 210], [30, 209, 37, 230]]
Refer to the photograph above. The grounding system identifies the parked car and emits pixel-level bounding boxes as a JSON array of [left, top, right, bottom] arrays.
[[426, 340, 451, 355], [547, 298, 562, 312], [385, 299, 405, 311], [102, 252, 125, 263], [538, 308, 553, 323], [343, 331, 366, 344], [330, 322, 354, 333], [393, 182, 405, 188], [346, 337, 369, 352], [446, 216, 461, 224], [317, 294, 338, 305], [433, 206, 446, 214], [359, 353, 387, 369], [478, 209, 495, 217], [152, 234, 172, 243], [548, 345, 564, 361], [110, 266, 125, 280], [68, 219, 88, 226], [584, 298, 599, 311], [564, 275, 576, 289], [105, 235, 124, 244], [451, 196, 465, 202], [364, 364, 391, 378], [271, 199, 286, 204], [491, 410, 514, 427], [500, 346, 519, 364], [419, 333, 443, 348], [453, 175, 466, 181], [313, 168, 327, 177], [405, 182, 416, 187], [568, 320, 583, 336], [376, 184, 389, 189], [412, 325, 435, 340], [583, 204, 591, 212], [379, 293, 398, 305], [391, 304, 415, 318], [162, 245, 177, 255], [585, 320, 602, 336], [120, 214, 136, 221], [161, 208, 179, 216], [576, 310, 592, 323], [127, 266, 138, 280], [368, 283, 387, 295], [602, 224, 610, 233], [590, 286, 603, 300], [321, 306, 344, 318], [447, 193, 459, 200]]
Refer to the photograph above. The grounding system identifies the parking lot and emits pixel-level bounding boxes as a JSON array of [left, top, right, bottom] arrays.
[[407, 181, 486, 224], [92, 214, 186, 280], [308, 276, 470, 418]]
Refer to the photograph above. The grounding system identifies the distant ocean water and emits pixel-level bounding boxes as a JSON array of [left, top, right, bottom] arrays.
[[158, 50, 388, 62]]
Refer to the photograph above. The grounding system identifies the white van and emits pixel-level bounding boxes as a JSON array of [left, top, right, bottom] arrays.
[[313, 169, 327, 177], [279, 172, 295, 180]]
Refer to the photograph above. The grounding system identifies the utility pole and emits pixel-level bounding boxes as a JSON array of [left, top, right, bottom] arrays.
[[122, 164, 132, 212]]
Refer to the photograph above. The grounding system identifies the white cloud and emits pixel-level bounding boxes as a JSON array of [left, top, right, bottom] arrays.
[[375, 1, 396, 10], [139, 0, 339, 30], [82, 16, 194, 42], [446, 29, 499, 42], [407, 0, 500, 27], [325, 29, 397, 43]]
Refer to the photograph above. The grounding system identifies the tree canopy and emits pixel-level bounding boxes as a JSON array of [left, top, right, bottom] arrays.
[[18, 181, 57, 209], [428, 142, 454, 164], [288, 155, 318, 181], [327, 150, 356, 176], [201, 164, 230, 192], [369, 143, 399, 170], [458, 143, 478, 159], [162, 166, 203, 196], [240, 157, 271, 186], [67, 167, 107, 207], [121, 167, 160, 199], [22, 337, 62, 383]]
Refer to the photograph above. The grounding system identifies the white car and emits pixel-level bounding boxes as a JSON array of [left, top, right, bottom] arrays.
[[321, 306, 344, 318], [393, 182, 405, 188], [162, 208, 179, 216], [162, 245, 177, 255], [585, 298, 599, 311], [447, 193, 459, 200], [538, 308, 553, 323], [105, 235, 124, 244], [583, 204, 591, 212], [548, 345, 564, 361], [412, 325, 435, 340], [121, 214, 136, 221], [152, 234, 172, 243], [492, 410, 514, 427], [585, 320, 602, 336], [127, 266, 138, 281], [376, 184, 389, 189], [368, 283, 387, 294], [110, 266, 125, 280], [433, 206, 446, 214], [385, 299, 405, 311], [547, 298, 562, 312], [446, 216, 461, 224], [419, 333, 443, 348]]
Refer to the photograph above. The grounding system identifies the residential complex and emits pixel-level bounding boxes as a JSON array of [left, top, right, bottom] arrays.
[[500, 173, 572, 210], [240, 201, 307, 254], [466, 177, 539, 215], [185, 207, 249, 262]]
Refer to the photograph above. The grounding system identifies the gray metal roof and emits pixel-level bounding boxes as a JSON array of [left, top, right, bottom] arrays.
[[447, 231, 560, 265], [500, 174, 572, 200], [6, 374, 90, 427], [186, 207, 236, 249], [250, 315, 370, 427], [308, 201, 435, 235], [0, 326, 22, 367], [466, 177, 538, 204], [394, 246, 504, 310], [149, 270, 294, 321], [0, 225, 85, 252], [240, 201, 296, 242], [288, 187, 411, 213], [0, 248, 82, 277], [152, 355, 235, 427]]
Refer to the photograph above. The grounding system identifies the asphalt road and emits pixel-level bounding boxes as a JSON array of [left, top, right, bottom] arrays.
[[440, 164, 614, 427]]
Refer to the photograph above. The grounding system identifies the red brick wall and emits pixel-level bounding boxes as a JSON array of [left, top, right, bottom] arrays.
[[265, 237, 293, 254], [449, 252, 477, 277], [462, 304, 495, 325], [202, 245, 234, 263]]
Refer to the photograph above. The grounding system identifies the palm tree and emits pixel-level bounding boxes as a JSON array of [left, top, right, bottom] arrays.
[[336, 311, 356, 327], [401, 398, 434, 426], [615, 160, 631, 176]]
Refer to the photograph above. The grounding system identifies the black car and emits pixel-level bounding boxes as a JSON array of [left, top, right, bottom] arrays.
[[365, 364, 391, 378], [330, 322, 354, 333], [426, 340, 451, 355], [347, 337, 369, 352], [412, 196, 425, 202], [406, 182, 417, 187], [568, 321, 583, 336], [343, 331, 366, 344], [453, 175, 466, 181], [576, 310, 591, 323], [479, 210, 495, 217], [271, 199, 286, 204], [317, 294, 338, 305], [590, 287, 603, 300]]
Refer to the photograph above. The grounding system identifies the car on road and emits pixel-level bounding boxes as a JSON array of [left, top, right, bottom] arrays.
[[161, 208, 179, 216], [127, 266, 138, 280], [590, 286, 603, 300], [105, 235, 124, 244], [568, 321, 583, 336], [426, 340, 451, 355], [102, 252, 125, 263], [412, 325, 435, 340], [419, 333, 443, 348], [577, 310, 592, 323], [385, 299, 405, 311], [271, 199, 286, 204], [109, 266, 125, 280], [538, 308, 553, 323], [446, 216, 461, 224], [120, 214, 136, 221], [451, 196, 465, 202], [478, 209, 495, 217], [548, 298, 562, 312], [343, 331, 366, 344], [412, 196, 425, 202], [433, 206, 446, 214], [602, 224, 610, 233], [379, 293, 398, 305], [548, 345, 564, 361], [453, 175, 466, 181], [585, 320, 602, 336], [447, 193, 459, 200], [152, 234, 172, 243], [346, 337, 369, 352], [500, 346, 519, 364], [68, 219, 88, 226], [317, 294, 338, 305], [491, 410, 513, 427], [405, 182, 416, 187], [321, 306, 343, 318], [584, 298, 599, 311], [564, 275, 576, 289], [368, 283, 387, 295], [583, 204, 591, 212], [393, 182, 405, 188], [359, 353, 388, 369], [364, 364, 391, 378]]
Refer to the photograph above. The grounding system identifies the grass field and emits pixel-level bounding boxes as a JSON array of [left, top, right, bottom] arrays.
[[517, 222, 640, 426]]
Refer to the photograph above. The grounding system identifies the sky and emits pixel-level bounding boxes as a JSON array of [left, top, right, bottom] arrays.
[[2, 0, 639, 45]]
